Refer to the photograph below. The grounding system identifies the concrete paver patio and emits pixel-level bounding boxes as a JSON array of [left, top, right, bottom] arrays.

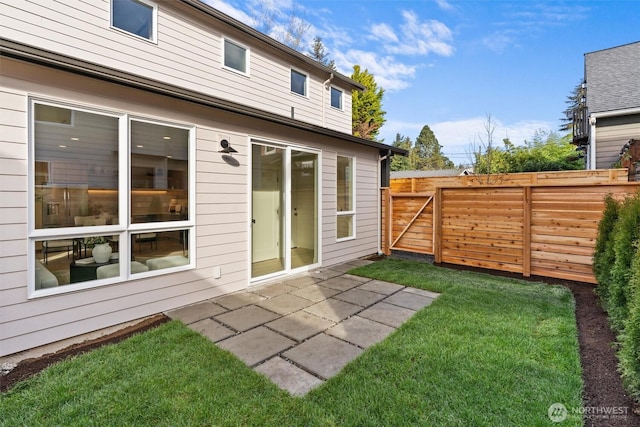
[[166, 259, 440, 396]]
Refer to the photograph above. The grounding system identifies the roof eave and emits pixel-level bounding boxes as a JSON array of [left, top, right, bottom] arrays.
[[179, 0, 365, 92], [0, 38, 405, 156]]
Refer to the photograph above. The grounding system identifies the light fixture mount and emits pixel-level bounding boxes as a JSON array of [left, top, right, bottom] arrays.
[[219, 139, 238, 154]]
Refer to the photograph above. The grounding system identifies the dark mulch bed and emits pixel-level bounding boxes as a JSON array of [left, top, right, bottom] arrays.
[[1, 263, 639, 426], [0, 314, 170, 393]]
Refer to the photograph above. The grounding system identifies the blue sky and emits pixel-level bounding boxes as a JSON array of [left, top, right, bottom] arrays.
[[204, 0, 639, 164]]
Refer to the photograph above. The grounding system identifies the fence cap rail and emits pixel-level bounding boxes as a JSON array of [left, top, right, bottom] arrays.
[[390, 192, 434, 197]]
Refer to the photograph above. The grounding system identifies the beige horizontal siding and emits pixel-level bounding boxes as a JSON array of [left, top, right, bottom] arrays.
[[595, 115, 640, 169], [0, 58, 382, 356], [0, 0, 353, 134]]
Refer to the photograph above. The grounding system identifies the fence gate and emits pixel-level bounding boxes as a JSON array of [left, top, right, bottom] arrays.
[[388, 192, 434, 254]]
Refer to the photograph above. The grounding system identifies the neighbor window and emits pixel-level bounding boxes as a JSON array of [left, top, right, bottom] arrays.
[[111, 0, 157, 41], [330, 87, 342, 109], [30, 101, 193, 294], [224, 38, 249, 74], [336, 156, 355, 240], [291, 69, 307, 96]]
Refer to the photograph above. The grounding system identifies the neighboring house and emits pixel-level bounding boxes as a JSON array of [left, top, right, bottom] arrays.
[[0, 0, 405, 357], [574, 41, 640, 170]]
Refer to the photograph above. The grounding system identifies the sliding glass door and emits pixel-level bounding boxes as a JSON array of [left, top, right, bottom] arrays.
[[251, 142, 318, 279]]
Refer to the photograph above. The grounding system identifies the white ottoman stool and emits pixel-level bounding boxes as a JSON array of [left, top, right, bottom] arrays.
[[96, 261, 149, 279], [146, 255, 189, 271]]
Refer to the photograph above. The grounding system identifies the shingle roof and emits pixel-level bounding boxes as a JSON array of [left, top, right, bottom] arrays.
[[585, 41, 640, 114]]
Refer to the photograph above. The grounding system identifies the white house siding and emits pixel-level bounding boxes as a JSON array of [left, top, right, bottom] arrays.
[[595, 114, 640, 169], [0, 58, 382, 356], [0, 0, 353, 135]]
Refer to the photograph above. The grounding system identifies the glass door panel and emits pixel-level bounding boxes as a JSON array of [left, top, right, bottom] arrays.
[[291, 150, 318, 269], [251, 144, 285, 278]]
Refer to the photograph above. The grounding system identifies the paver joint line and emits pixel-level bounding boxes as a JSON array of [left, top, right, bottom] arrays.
[[201, 260, 440, 396]]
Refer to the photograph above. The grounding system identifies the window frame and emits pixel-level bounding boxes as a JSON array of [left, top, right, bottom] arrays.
[[222, 37, 250, 75], [110, 0, 158, 43], [336, 155, 356, 241], [28, 99, 195, 298], [290, 68, 308, 97], [330, 86, 343, 110]]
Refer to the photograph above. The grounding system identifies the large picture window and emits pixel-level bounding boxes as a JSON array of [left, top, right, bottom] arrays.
[[336, 155, 355, 240], [30, 101, 193, 294]]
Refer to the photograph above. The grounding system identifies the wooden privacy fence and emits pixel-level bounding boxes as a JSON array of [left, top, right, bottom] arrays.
[[382, 169, 640, 284]]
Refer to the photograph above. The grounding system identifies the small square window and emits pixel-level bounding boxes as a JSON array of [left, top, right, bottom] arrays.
[[224, 39, 248, 74], [291, 69, 307, 96], [111, 0, 156, 41], [331, 87, 343, 109]]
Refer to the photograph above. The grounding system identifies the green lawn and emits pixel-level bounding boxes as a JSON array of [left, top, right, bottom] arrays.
[[1, 259, 583, 426]]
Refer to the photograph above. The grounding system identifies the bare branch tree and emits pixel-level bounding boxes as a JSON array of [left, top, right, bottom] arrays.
[[256, 3, 310, 50], [466, 113, 503, 185]]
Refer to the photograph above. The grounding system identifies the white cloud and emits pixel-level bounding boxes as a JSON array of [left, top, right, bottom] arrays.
[[481, 31, 518, 54], [379, 11, 454, 57], [370, 23, 399, 43], [334, 50, 417, 92], [434, 0, 454, 11], [200, 0, 256, 25], [380, 117, 553, 163]]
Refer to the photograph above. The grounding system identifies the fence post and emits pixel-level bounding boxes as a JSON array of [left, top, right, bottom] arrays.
[[434, 187, 442, 263], [523, 187, 532, 277], [381, 187, 391, 255]]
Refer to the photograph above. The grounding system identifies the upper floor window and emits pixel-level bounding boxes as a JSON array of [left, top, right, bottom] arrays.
[[336, 155, 355, 240], [330, 87, 343, 109], [224, 38, 249, 74], [111, 0, 157, 42], [291, 69, 307, 96]]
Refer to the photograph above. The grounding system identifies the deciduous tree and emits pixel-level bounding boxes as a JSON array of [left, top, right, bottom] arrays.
[[474, 129, 584, 173]]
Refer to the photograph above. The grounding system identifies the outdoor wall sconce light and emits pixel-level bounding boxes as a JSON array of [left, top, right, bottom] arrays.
[[219, 139, 238, 154], [219, 139, 240, 167]]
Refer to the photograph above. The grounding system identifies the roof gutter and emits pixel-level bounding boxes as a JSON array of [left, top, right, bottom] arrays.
[[0, 38, 406, 156], [591, 106, 640, 119]]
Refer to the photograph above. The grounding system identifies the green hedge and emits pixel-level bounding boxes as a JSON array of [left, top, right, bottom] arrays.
[[593, 190, 640, 402], [620, 246, 640, 401], [593, 194, 620, 301], [608, 193, 640, 332]]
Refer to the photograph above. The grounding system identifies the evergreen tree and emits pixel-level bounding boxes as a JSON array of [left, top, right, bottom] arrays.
[[390, 134, 413, 171], [560, 80, 586, 133], [351, 65, 386, 141], [309, 37, 336, 70], [413, 125, 455, 170]]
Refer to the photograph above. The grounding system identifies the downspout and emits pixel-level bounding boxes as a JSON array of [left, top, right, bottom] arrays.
[[322, 73, 334, 127], [378, 149, 392, 255]]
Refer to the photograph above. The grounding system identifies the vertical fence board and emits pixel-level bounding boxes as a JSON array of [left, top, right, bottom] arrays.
[[523, 187, 532, 277]]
